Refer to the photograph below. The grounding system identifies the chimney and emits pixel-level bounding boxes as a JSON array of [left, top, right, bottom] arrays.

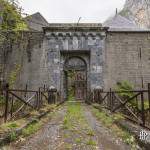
[[116, 8, 118, 15]]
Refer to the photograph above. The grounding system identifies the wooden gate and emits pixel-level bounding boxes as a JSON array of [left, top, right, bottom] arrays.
[[74, 71, 86, 100], [64, 56, 87, 101]]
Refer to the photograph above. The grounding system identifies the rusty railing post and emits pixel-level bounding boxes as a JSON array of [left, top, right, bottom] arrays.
[[111, 91, 114, 111], [141, 91, 145, 127], [36, 91, 39, 109], [148, 83, 150, 112], [4, 83, 9, 123], [10, 96, 14, 118], [24, 84, 28, 98], [38, 88, 41, 109], [44, 84, 46, 92], [110, 88, 112, 111]]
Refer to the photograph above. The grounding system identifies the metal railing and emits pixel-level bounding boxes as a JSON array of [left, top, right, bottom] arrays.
[[0, 84, 61, 123], [90, 84, 150, 129]]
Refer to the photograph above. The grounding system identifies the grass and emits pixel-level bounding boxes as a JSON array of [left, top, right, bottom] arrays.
[[86, 139, 96, 146], [63, 101, 83, 130], [130, 100, 150, 110], [62, 98, 97, 149], [22, 106, 58, 137], [91, 105, 138, 149], [9, 131, 17, 141], [22, 121, 41, 136], [92, 106, 114, 127], [0, 119, 26, 133], [86, 129, 95, 136], [0, 103, 59, 147], [75, 138, 82, 143], [7, 122, 18, 129]]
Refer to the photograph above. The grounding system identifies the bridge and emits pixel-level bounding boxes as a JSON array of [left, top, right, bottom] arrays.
[[0, 83, 150, 149]]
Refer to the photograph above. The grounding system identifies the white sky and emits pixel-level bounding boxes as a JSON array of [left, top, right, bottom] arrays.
[[19, 0, 126, 23]]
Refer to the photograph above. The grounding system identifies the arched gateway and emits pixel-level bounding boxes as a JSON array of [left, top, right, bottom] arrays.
[[64, 56, 87, 101], [44, 24, 106, 102]]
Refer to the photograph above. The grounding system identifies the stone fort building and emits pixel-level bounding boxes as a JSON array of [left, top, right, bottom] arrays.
[[1, 12, 150, 100]]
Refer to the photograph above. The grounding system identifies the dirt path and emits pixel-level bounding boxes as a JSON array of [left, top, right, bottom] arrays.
[[5, 106, 67, 150], [3, 102, 134, 150], [82, 104, 131, 150]]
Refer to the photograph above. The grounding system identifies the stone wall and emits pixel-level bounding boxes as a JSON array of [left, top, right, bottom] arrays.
[[2, 27, 150, 96], [44, 26, 106, 99], [0, 31, 49, 90], [104, 31, 150, 90]]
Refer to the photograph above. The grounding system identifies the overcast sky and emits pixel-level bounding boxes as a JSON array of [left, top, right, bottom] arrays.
[[19, 0, 126, 23]]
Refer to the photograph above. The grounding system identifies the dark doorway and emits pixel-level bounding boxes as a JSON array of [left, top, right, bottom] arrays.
[[64, 56, 87, 101]]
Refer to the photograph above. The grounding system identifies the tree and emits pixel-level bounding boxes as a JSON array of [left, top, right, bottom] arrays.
[[0, 0, 28, 86], [0, 0, 27, 31]]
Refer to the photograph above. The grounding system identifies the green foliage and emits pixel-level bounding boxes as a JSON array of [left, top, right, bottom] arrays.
[[115, 81, 137, 108], [0, 94, 5, 105], [9, 131, 17, 141], [9, 63, 21, 88], [67, 70, 76, 98], [92, 107, 114, 127], [115, 80, 134, 98], [0, 0, 28, 31], [92, 107, 137, 148], [22, 121, 40, 137], [75, 138, 82, 143], [7, 122, 18, 129], [86, 139, 96, 146], [63, 101, 97, 148], [115, 81, 149, 110], [119, 9, 130, 18]]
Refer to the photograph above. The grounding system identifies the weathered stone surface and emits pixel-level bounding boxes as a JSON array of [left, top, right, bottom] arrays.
[[104, 31, 150, 90], [44, 25, 106, 99], [1, 23, 150, 98], [121, 0, 150, 29]]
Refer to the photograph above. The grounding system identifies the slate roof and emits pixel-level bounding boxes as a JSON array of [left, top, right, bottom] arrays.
[[24, 12, 49, 31], [103, 14, 150, 32]]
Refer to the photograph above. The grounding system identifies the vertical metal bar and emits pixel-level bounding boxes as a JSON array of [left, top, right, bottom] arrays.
[[148, 83, 150, 113], [38, 88, 40, 109], [36, 91, 39, 109], [136, 96, 138, 110], [111, 92, 114, 111], [44, 84, 46, 92], [110, 88, 112, 111], [41, 91, 43, 106], [24, 84, 28, 98], [10, 96, 14, 118], [141, 92, 145, 126], [4, 84, 9, 123]]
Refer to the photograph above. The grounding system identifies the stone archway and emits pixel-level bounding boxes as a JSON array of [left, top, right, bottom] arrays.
[[64, 56, 87, 101]]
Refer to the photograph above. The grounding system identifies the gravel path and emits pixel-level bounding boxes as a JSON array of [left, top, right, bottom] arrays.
[[5, 106, 67, 150], [3, 102, 134, 150], [82, 104, 131, 150]]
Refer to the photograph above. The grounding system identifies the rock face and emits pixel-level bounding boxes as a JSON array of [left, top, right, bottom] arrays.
[[120, 0, 150, 28]]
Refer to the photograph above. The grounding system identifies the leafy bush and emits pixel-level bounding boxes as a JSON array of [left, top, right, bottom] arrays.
[[0, 94, 5, 105], [115, 80, 134, 99], [115, 81, 139, 108]]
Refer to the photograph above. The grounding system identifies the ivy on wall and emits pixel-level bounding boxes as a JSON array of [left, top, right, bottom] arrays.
[[0, 0, 28, 31], [0, 0, 28, 85], [8, 63, 21, 88]]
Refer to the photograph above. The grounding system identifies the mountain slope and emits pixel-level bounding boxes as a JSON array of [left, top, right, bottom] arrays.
[[120, 0, 150, 28]]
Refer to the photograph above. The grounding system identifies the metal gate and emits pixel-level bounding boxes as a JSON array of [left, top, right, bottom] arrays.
[[74, 71, 86, 100], [64, 56, 87, 101]]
